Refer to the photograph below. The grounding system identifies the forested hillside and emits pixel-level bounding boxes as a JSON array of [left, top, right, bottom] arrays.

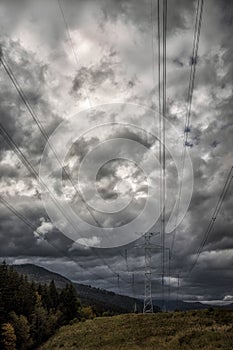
[[0, 262, 93, 349], [13, 264, 150, 314]]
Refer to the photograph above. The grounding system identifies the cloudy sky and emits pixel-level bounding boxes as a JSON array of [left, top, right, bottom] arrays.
[[0, 0, 232, 303]]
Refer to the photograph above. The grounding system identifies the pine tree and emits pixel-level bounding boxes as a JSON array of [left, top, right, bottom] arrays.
[[37, 283, 50, 309], [59, 284, 81, 323], [30, 293, 49, 347], [48, 280, 59, 310], [1, 323, 16, 350], [0, 263, 83, 348], [9, 312, 32, 350]]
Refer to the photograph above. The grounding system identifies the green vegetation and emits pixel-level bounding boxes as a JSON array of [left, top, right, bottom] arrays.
[[40, 310, 233, 350], [13, 264, 147, 315], [2, 262, 233, 350], [0, 262, 96, 349]]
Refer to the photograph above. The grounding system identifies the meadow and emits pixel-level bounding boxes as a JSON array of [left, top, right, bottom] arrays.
[[39, 309, 233, 350]]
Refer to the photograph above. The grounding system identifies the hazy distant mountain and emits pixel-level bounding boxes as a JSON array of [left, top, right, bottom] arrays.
[[13, 264, 147, 314], [154, 299, 233, 312], [13, 264, 71, 288], [154, 299, 210, 311], [13, 264, 233, 313]]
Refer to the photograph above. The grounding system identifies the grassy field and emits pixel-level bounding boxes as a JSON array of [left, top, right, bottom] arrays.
[[39, 309, 233, 350]]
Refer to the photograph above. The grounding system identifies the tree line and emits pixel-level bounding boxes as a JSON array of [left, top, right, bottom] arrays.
[[0, 261, 96, 349]]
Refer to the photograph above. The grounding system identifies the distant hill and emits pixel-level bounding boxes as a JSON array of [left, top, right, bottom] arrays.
[[72, 281, 151, 314], [13, 264, 71, 288], [13, 264, 148, 314], [154, 299, 214, 311], [13, 264, 233, 314], [154, 299, 233, 312], [39, 310, 233, 350]]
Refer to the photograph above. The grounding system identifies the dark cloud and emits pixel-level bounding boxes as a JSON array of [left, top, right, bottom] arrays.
[[0, 0, 232, 302]]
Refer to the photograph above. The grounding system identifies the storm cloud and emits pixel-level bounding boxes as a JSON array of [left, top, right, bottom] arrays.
[[0, 0, 232, 303]]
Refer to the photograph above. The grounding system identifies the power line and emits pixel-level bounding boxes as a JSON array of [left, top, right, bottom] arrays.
[[170, 0, 204, 256], [151, 0, 162, 310], [0, 110, 129, 291], [0, 120, 116, 279], [0, 195, 126, 289], [161, 0, 167, 311], [167, 247, 171, 311], [0, 54, 133, 287], [119, 248, 130, 276], [0, 119, 131, 285], [184, 0, 204, 145], [152, 0, 167, 310], [176, 273, 180, 305], [168, 0, 204, 307], [188, 166, 233, 273], [175, 167, 232, 299], [158, 0, 164, 308], [0, 55, 103, 233], [151, 0, 156, 110], [0, 122, 77, 233], [57, 0, 92, 107], [124, 249, 130, 275]]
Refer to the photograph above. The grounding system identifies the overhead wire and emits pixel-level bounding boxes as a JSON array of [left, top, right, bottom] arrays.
[[0, 195, 126, 289], [55, 3, 137, 289], [57, 0, 92, 108], [0, 55, 132, 288], [150, 0, 161, 309], [157, 0, 163, 286], [167, 0, 204, 305], [0, 56, 104, 234], [184, 0, 204, 145], [188, 166, 233, 273], [161, 0, 167, 310], [152, 0, 167, 309], [0, 121, 77, 232], [170, 0, 204, 256], [177, 166, 232, 298]]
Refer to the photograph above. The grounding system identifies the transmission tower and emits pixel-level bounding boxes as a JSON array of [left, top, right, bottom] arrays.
[[143, 232, 154, 313]]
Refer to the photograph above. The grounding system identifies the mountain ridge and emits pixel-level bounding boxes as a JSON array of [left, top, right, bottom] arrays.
[[12, 263, 146, 314], [13, 263, 233, 313]]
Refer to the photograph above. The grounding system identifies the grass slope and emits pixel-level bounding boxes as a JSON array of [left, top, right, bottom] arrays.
[[39, 309, 233, 350]]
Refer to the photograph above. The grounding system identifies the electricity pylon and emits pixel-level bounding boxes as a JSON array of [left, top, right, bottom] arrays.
[[143, 232, 154, 313]]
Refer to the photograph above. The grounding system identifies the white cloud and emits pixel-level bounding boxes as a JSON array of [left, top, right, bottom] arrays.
[[33, 218, 54, 243]]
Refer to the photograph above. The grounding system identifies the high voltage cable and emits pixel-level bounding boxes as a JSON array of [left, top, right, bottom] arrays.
[[184, 0, 204, 145], [151, 0, 156, 110], [0, 119, 130, 285], [188, 166, 233, 273], [161, 0, 167, 310], [177, 167, 232, 298], [124, 249, 130, 275], [57, 0, 92, 108], [0, 56, 103, 234], [170, 0, 204, 256], [118, 248, 131, 278], [176, 273, 180, 304], [157, 0, 162, 260], [57, 1, 132, 287], [151, 0, 165, 308], [0, 120, 111, 277], [154, 0, 164, 294], [0, 38, 101, 241], [153, 0, 167, 310], [0, 195, 125, 289], [0, 122, 77, 232], [0, 56, 132, 287]]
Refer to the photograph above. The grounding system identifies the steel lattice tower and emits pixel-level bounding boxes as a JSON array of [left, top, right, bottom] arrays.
[[143, 232, 153, 313]]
